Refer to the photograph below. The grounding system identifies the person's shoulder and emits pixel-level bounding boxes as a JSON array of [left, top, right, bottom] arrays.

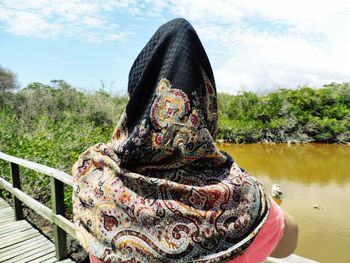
[[270, 209, 299, 258]]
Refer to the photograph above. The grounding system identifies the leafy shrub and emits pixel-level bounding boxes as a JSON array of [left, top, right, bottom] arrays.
[[217, 83, 350, 144]]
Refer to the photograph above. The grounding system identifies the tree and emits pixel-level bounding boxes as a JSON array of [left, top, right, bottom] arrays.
[[0, 65, 19, 92]]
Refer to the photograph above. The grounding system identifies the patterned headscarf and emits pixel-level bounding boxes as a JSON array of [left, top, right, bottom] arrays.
[[73, 18, 269, 262]]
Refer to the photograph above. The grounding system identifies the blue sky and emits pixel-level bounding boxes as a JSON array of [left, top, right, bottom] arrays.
[[1, 0, 350, 94]]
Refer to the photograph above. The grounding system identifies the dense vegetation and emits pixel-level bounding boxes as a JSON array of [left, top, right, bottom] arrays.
[[218, 83, 350, 143], [0, 81, 127, 213], [0, 80, 349, 215]]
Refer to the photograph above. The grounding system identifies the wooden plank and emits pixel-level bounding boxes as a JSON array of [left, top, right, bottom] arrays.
[[0, 212, 14, 218], [0, 228, 39, 246], [0, 225, 31, 235], [4, 242, 55, 263], [0, 231, 40, 249], [0, 214, 14, 220], [30, 252, 57, 263], [41, 258, 58, 263], [0, 214, 14, 219], [0, 214, 14, 221], [0, 220, 31, 229], [266, 254, 319, 263], [0, 235, 44, 255], [0, 152, 73, 186], [0, 217, 14, 223], [0, 220, 29, 229], [0, 238, 52, 261], [0, 223, 75, 262], [0, 223, 32, 235], [0, 209, 13, 214], [0, 209, 14, 214], [0, 212, 14, 216], [10, 162, 24, 220], [0, 219, 28, 231], [0, 206, 13, 210], [0, 223, 23, 232], [0, 207, 13, 213], [1, 226, 38, 237], [51, 177, 67, 260], [0, 178, 76, 238], [0, 211, 14, 216], [0, 204, 10, 208], [8, 248, 55, 263], [0, 216, 14, 221], [0, 209, 14, 215], [0, 213, 13, 217]]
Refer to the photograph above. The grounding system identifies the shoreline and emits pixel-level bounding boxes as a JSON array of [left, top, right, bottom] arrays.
[[215, 139, 350, 145]]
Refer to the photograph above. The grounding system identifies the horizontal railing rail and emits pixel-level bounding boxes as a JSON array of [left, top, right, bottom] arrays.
[[0, 151, 75, 260], [0, 152, 73, 186]]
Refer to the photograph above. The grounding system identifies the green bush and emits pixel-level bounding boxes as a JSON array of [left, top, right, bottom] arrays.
[[217, 83, 350, 144], [0, 81, 127, 215]]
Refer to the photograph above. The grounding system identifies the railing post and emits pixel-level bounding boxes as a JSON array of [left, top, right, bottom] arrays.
[[10, 162, 24, 220], [51, 177, 68, 260]]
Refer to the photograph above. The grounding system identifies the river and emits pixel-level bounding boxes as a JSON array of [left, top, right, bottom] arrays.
[[217, 143, 350, 263]]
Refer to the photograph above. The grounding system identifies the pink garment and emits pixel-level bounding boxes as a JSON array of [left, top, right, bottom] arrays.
[[89, 254, 103, 263], [89, 199, 284, 263], [229, 198, 285, 263]]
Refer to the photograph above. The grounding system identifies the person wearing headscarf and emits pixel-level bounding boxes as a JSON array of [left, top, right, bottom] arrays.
[[72, 18, 297, 263]]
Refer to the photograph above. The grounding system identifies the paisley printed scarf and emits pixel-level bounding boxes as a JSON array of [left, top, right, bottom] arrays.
[[73, 18, 269, 262]]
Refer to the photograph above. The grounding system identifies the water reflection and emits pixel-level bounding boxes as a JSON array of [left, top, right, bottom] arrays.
[[219, 143, 350, 185], [218, 143, 350, 263]]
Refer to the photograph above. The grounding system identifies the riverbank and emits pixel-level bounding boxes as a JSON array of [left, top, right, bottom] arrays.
[[216, 139, 350, 145]]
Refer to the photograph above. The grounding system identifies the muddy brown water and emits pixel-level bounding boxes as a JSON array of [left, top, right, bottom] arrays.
[[217, 143, 350, 263]]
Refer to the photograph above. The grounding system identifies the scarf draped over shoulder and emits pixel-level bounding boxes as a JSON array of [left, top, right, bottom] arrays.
[[73, 18, 269, 263]]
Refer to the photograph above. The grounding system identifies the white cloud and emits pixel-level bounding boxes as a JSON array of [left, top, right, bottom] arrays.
[[108, 32, 131, 41], [169, 0, 245, 23], [5, 11, 62, 38], [201, 26, 350, 93], [167, 0, 350, 93], [1, 0, 349, 92], [0, 0, 131, 41]]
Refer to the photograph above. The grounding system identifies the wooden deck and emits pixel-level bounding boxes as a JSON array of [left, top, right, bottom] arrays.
[[266, 255, 319, 263], [0, 198, 75, 263]]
